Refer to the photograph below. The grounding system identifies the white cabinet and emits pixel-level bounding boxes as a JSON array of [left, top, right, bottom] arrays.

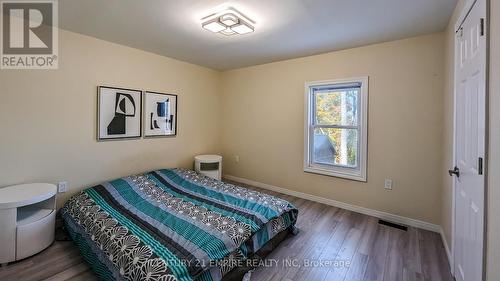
[[0, 183, 57, 265], [195, 155, 223, 180]]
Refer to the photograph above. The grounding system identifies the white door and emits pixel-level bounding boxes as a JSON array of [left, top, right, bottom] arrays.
[[452, 0, 487, 281]]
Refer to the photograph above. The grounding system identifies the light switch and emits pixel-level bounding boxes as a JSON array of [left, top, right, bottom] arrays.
[[384, 179, 393, 190]]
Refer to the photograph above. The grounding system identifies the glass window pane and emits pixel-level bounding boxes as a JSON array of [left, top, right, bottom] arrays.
[[313, 128, 358, 167], [314, 88, 359, 126]]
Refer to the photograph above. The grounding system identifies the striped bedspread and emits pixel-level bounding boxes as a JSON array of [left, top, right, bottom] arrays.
[[61, 168, 298, 281]]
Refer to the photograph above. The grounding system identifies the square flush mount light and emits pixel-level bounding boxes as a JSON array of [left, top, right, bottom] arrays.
[[202, 8, 255, 36], [220, 14, 238, 26], [202, 20, 226, 33]]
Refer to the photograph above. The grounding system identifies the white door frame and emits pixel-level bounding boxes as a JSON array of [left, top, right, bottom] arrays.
[[451, 0, 489, 279]]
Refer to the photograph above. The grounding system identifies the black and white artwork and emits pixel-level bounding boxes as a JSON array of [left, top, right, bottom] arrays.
[[144, 91, 177, 137], [98, 86, 142, 140]]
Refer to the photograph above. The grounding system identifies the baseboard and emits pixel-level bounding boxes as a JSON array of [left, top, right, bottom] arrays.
[[223, 174, 441, 233], [440, 226, 453, 269]]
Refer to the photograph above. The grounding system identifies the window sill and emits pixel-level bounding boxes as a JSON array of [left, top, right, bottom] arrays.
[[303, 166, 367, 182]]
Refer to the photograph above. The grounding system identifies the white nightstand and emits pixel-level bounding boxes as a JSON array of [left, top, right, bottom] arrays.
[[0, 183, 57, 265], [195, 155, 223, 180]]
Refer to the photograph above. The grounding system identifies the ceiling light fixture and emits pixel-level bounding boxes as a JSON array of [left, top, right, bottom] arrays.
[[231, 21, 254, 34], [220, 14, 238, 26], [202, 19, 226, 33], [220, 28, 236, 36], [201, 8, 255, 36]]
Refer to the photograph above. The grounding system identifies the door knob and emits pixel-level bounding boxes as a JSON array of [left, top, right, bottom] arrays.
[[448, 166, 460, 177]]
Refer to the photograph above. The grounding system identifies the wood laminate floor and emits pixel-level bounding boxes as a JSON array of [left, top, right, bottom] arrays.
[[0, 183, 454, 281]]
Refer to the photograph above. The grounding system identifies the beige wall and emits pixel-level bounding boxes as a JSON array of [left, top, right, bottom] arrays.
[[486, 0, 500, 279], [0, 29, 222, 205], [2, 10, 497, 279], [221, 33, 445, 225]]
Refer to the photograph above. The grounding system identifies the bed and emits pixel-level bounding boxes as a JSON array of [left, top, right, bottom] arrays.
[[61, 168, 298, 281]]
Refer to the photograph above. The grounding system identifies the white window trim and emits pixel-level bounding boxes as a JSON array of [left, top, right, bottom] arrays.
[[303, 77, 368, 182]]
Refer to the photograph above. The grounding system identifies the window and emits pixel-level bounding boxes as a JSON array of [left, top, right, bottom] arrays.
[[304, 77, 368, 181]]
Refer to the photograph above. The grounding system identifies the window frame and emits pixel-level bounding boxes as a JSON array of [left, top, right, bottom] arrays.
[[303, 77, 368, 182]]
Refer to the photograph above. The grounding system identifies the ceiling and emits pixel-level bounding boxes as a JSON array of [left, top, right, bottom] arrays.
[[59, 0, 457, 70]]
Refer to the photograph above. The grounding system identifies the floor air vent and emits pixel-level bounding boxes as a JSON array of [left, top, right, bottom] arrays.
[[378, 219, 408, 231]]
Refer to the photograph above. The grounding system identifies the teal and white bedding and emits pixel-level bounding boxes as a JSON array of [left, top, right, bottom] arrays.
[[61, 168, 298, 281]]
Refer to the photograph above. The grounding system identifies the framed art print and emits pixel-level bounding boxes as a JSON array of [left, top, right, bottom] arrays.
[[144, 91, 177, 137], [98, 86, 142, 140]]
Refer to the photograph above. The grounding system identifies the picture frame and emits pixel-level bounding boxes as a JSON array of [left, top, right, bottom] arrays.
[[143, 91, 177, 137], [97, 86, 142, 141]]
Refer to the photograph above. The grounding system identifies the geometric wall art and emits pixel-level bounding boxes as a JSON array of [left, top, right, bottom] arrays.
[[97, 86, 142, 140], [144, 91, 177, 137]]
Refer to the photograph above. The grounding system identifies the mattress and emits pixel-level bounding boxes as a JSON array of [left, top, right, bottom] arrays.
[[61, 168, 298, 281]]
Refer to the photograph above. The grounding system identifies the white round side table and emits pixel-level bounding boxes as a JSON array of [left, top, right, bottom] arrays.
[[0, 183, 57, 266], [195, 154, 223, 180]]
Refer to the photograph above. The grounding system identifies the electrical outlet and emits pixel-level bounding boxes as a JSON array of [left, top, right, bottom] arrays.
[[384, 179, 393, 190], [58, 181, 68, 193], [234, 155, 240, 163]]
